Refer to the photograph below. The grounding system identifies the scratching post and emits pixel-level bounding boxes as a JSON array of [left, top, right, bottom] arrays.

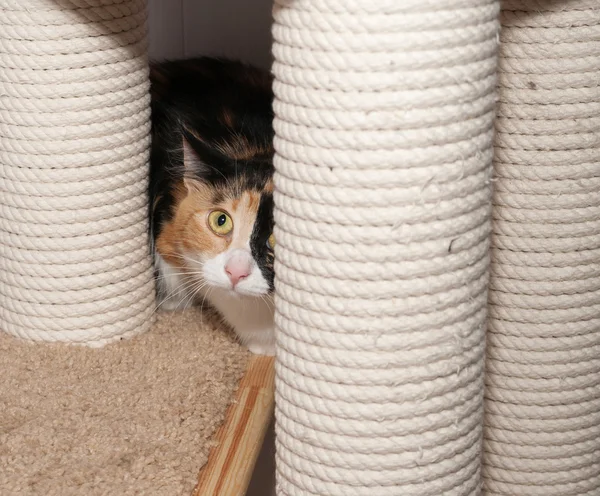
[[271, 1, 499, 494], [0, 0, 155, 346], [484, 1, 600, 494]]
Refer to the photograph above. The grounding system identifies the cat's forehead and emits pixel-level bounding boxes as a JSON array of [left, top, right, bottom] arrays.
[[208, 176, 273, 205], [222, 189, 261, 216], [215, 133, 273, 162]]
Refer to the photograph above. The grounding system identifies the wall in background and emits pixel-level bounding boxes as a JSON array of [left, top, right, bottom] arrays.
[[147, 2, 276, 495], [148, 0, 273, 69]]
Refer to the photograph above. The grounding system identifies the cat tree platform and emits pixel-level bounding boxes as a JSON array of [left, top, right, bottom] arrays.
[[0, 307, 275, 496]]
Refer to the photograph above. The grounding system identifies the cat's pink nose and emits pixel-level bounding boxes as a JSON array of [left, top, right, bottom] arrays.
[[225, 260, 251, 287]]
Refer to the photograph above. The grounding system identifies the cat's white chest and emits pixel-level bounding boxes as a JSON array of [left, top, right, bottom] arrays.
[[204, 288, 275, 356]]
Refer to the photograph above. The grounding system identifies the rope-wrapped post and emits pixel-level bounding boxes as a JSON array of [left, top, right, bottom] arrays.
[[271, 1, 499, 493], [0, 0, 155, 346], [484, 1, 600, 494]]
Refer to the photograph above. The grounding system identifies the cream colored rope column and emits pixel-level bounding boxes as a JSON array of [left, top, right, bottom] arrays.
[[484, 1, 600, 494], [0, 0, 155, 346], [271, 0, 499, 493]]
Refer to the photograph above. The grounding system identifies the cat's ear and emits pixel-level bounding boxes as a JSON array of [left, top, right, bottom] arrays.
[[181, 135, 203, 175], [181, 128, 229, 189]]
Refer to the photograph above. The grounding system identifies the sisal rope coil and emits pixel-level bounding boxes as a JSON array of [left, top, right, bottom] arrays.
[[271, 1, 499, 494], [483, 1, 600, 494], [0, 0, 155, 346]]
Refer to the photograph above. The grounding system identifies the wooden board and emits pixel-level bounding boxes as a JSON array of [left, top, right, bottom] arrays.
[[193, 355, 275, 496]]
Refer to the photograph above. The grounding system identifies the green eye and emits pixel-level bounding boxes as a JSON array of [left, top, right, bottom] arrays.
[[267, 233, 276, 250], [208, 210, 233, 235]]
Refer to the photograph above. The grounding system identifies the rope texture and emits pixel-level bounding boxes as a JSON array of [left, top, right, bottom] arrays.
[[0, 0, 155, 346], [483, 1, 600, 494], [271, 1, 499, 494]]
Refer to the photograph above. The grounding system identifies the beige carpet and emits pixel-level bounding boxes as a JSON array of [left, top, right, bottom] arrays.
[[0, 307, 248, 496]]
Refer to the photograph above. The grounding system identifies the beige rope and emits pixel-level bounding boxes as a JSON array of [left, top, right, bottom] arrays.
[[0, 0, 155, 346], [272, 0, 499, 493], [483, 1, 600, 494]]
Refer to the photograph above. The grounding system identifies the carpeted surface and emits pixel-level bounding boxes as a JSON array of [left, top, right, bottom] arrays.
[[0, 307, 248, 496]]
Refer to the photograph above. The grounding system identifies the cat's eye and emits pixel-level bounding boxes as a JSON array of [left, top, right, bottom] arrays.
[[208, 210, 233, 235], [267, 233, 276, 250]]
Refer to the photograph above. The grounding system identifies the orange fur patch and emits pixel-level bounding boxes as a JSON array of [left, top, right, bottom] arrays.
[[263, 179, 274, 194], [247, 191, 260, 213]]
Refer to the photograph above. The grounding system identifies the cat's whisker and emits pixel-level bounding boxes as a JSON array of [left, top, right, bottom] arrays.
[[158, 254, 203, 272], [154, 270, 204, 282], [176, 278, 207, 300], [153, 295, 178, 315], [162, 251, 204, 269], [199, 286, 215, 328], [180, 253, 202, 266], [180, 289, 198, 312], [199, 285, 212, 310], [153, 276, 207, 314], [154, 271, 192, 281], [260, 294, 275, 312], [160, 252, 193, 263], [180, 279, 209, 311]]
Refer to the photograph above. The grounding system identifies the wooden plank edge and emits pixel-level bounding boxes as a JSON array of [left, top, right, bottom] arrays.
[[193, 355, 275, 496]]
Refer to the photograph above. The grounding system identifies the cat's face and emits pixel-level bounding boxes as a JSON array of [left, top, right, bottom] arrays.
[[155, 135, 275, 299]]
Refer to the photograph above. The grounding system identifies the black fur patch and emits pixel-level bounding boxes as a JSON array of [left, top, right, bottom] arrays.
[[251, 193, 275, 291]]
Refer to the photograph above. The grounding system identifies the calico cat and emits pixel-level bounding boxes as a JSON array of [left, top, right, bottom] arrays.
[[149, 57, 276, 356]]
